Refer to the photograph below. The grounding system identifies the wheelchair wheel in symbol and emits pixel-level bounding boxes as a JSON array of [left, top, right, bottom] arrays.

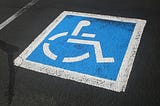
[[43, 20, 114, 63], [43, 32, 90, 62]]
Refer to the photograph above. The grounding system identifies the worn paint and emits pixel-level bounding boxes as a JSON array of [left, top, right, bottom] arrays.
[[14, 11, 146, 92], [0, 0, 39, 30]]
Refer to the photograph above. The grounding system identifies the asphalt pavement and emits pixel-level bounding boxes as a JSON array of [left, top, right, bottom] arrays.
[[0, 0, 160, 106]]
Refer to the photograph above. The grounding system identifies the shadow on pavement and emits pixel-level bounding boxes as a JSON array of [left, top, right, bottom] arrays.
[[0, 40, 19, 105]]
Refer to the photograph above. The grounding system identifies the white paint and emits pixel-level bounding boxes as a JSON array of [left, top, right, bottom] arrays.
[[49, 32, 68, 40], [71, 20, 91, 36], [0, 0, 39, 30], [14, 11, 146, 92], [43, 32, 68, 61], [67, 38, 114, 63], [82, 33, 96, 38], [63, 52, 90, 62], [43, 43, 57, 60]]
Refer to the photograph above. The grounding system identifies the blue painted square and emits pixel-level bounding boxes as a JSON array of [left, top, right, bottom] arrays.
[[27, 15, 135, 81]]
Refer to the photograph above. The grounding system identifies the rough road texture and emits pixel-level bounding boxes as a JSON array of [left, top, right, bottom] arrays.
[[0, 0, 160, 106]]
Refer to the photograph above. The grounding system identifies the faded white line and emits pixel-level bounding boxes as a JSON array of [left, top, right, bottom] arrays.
[[0, 0, 39, 30]]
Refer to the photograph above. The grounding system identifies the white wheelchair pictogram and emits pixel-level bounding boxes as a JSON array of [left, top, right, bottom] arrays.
[[43, 20, 114, 63]]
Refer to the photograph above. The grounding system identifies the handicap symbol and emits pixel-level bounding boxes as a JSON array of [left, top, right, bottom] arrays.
[[43, 20, 114, 63]]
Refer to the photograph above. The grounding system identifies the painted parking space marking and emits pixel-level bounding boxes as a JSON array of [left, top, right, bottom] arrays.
[[0, 0, 39, 30], [14, 11, 146, 92]]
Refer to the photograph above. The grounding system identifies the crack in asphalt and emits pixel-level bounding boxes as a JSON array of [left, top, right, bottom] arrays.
[[0, 40, 19, 105]]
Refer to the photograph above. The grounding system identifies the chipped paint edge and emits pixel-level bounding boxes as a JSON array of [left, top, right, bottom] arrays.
[[14, 11, 146, 92]]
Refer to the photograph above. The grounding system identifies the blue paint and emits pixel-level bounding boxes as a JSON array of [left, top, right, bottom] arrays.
[[27, 15, 135, 80]]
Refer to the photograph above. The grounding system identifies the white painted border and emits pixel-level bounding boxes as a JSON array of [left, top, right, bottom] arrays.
[[14, 11, 146, 92]]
